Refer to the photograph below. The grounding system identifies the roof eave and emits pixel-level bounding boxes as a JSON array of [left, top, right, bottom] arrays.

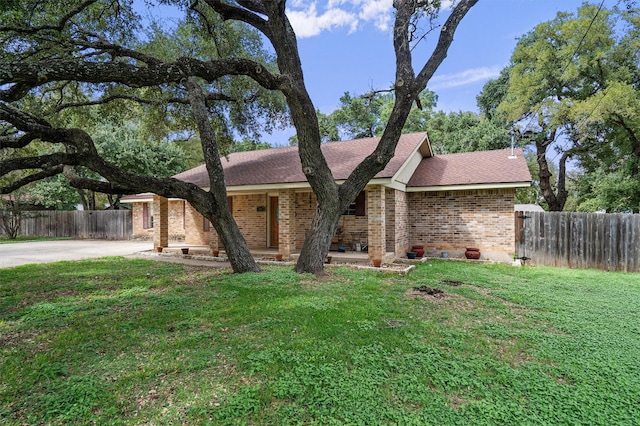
[[406, 181, 532, 192]]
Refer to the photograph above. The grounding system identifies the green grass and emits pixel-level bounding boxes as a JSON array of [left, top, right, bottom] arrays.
[[0, 235, 72, 244], [1, 258, 639, 425]]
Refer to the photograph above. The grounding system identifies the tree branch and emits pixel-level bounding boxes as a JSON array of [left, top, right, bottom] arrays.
[[0, 57, 286, 95], [0, 102, 52, 132], [415, 0, 479, 88], [73, 29, 163, 66], [202, 0, 270, 36], [62, 166, 132, 194], [52, 91, 240, 112], [0, 83, 34, 102], [0, 0, 98, 33], [0, 166, 64, 194], [185, 77, 226, 191], [0, 153, 79, 177], [0, 132, 40, 149]]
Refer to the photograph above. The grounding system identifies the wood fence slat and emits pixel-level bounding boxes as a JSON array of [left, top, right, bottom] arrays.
[[15, 210, 132, 240], [516, 211, 639, 272]]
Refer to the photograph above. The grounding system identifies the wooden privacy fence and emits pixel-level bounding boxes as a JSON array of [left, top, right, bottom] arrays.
[[17, 210, 132, 240], [515, 211, 640, 272]]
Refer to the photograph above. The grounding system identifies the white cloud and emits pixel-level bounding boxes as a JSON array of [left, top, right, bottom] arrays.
[[358, 0, 393, 31], [287, 0, 455, 38], [287, 2, 358, 38], [429, 66, 502, 89], [439, 0, 456, 11]]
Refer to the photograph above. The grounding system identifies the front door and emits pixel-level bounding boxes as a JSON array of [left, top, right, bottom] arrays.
[[269, 196, 279, 248]]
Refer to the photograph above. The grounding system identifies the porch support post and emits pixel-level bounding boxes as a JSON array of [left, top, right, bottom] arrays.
[[184, 202, 210, 245], [367, 185, 386, 264], [278, 189, 297, 259], [394, 189, 409, 256], [153, 195, 168, 250]]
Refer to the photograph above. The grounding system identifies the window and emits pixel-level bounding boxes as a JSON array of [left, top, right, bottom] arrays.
[[142, 202, 154, 229], [344, 191, 365, 216], [203, 217, 210, 231]]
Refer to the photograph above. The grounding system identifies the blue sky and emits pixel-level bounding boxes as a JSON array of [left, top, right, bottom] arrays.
[[288, 0, 598, 115], [140, 0, 607, 143]]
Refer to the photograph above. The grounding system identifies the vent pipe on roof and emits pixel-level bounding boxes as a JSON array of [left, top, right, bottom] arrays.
[[508, 131, 517, 159]]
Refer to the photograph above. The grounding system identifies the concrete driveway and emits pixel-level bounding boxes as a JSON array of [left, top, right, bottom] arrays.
[[0, 240, 153, 268]]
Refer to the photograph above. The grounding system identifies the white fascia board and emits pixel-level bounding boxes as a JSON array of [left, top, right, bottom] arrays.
[[224, 182, 310, 194], [406, 181, 532, 192], [392, 150, 423, 185], [224, 178, 400, 195], [121, 197, 183, 203], [383, 180, 407, 191], [388, 133, 428, 189]]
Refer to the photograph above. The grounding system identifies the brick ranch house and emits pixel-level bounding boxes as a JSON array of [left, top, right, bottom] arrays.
[[121, 132, 531, 263]]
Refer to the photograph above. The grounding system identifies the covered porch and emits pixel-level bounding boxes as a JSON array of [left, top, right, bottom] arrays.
[[150, 184, 408, 265]]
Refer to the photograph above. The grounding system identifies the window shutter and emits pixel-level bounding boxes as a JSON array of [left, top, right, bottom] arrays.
[[227, 196, 233, 214], [355, 191, 366, 216]]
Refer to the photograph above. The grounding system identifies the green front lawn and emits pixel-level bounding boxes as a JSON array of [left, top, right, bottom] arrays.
[[0, 236, 72, 244], [1, 258, 639, 424]]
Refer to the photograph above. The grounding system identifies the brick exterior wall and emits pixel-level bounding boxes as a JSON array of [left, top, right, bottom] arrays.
[[184, 202, 210, 245], [133, 186, 515, 262], [408, 188, 515, 260], [393, 189, 409, 256], [233, 194, 268, 249], [367, 185, 386, 263], [131, 200, 185, 241], [278, 189, 297, 258], [152, 196, 168, 249], [294, 192, 316, 249], [386, 189, 395, 252], [294, 192, 371, 252]]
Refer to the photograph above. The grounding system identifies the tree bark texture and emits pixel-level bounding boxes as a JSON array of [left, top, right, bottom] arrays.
[[185, 77, 260, 273]]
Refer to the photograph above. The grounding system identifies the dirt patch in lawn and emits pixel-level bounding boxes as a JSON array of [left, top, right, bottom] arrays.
[[406, 286, 446, 300]]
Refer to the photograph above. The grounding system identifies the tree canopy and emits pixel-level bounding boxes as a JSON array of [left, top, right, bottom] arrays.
[[0, 0, 478, 274], [481, 3, 640, 212]]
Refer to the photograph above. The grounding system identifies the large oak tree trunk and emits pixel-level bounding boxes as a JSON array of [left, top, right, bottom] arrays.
[[186, 77, 260, 273], [295, 200, 342, 275]]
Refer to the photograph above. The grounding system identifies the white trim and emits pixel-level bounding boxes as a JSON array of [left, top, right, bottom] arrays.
[[390, 133, 430, 186], [223, 178, 396, 194], [406, 182, 531, 192], [121, 197, 183, 203], [393, 151, 423, 185]]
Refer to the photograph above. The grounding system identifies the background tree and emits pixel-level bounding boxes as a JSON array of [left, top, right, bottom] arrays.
[[0, 192, 29, 239], [31, 121, 189, 210], [425, 111, 510, 154], [0, 0, 478, 274], [484, 3, 639, 212]]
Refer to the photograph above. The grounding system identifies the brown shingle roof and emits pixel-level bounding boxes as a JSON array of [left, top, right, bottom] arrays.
[[407, 148, 531, 187], [173, 132, 428, 188]]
